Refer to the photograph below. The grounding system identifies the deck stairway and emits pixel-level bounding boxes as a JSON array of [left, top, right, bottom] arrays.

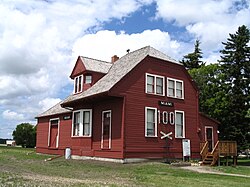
[[200, 141, 237, 166]]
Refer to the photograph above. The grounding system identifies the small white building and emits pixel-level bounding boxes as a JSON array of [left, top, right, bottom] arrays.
[[6, 140, 16, 146]]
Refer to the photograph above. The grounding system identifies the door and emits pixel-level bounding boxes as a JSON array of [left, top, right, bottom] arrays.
[[205, 127, 213, 152], [49, 119, 59, 148], [101, 110, 111, 149]]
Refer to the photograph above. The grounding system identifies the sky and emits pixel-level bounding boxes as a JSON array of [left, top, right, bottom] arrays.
[[0, 0, 250, 139]]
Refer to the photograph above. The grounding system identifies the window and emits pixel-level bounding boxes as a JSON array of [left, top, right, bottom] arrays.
[[85, 75, 92, 84], [72, 109, 92, 137], [74, 75, 83, 94], [145, 107, 157, 137], [146, 73, 165, 96], [175, 111, 185, 138], [167, 78, 184, 99]]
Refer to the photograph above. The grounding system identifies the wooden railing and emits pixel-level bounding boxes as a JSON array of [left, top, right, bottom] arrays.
[[200, 141, 208, 161], [219, 141, 237, 156], [200, 141, 237, 166], [211, 141, 220, 166]]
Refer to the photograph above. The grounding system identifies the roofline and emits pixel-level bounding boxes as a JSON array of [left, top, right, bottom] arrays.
[[35, 110, 72, 119], [61, 91, 109, 107], [199, 112, 220, 124]]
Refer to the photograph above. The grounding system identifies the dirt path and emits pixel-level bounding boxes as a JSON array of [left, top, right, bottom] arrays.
[[181, 166, 250, 178]]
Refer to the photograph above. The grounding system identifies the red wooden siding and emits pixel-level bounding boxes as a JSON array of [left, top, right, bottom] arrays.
[[110, 56, 201, 159]]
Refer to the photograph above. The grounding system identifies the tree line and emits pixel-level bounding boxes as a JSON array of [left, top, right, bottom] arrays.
[[181, 25, 250, 150]]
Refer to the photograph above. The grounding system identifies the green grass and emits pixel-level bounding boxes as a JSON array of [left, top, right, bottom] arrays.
[[0, 146, 249, 186]]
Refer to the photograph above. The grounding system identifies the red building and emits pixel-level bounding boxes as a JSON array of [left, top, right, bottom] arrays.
[[36, 46, 219, 162]]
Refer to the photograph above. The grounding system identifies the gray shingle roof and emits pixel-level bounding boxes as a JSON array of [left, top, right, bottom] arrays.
[[36, 101, 72, 118], [80, 57, 112, 74], [62, 46, 181, 105]]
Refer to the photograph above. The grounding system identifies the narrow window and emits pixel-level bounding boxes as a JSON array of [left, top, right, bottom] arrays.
[[156, 77, 163, 95], [78, 76, 82, 93], [146, 75, 154, 93], [175, 111, 185, 138], [145, 107, 157, 137], [168, 79, 175, 97], [74, 75, 83, 94], [83, 111, 91, 136], [176, 81, 183, 98], [73, 111, 80, 136], [85, 75, 92, 84]]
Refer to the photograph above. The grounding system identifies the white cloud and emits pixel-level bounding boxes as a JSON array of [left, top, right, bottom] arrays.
[[2, 110, 25, 121], [39, 98, 62, 112], [72, 29, 181, 62]]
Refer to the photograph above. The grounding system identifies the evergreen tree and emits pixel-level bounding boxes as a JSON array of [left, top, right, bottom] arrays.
[[219, 25, 250, 149], [181, 39, 204, 70]]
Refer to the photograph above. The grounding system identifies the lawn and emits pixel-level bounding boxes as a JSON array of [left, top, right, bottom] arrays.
[[0, 146, 249, 187]]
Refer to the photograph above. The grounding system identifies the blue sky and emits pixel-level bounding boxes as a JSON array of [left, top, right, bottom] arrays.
[[0, 0, 250, 139]]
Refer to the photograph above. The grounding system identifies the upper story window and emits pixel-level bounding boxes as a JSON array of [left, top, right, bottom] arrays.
[[146, 73, 165, 96], [167, 78, 184, 99], [74, 75, 83, 94], [72, 109, 92, 137], [85, 75, 92, 84], [175, 110, 185, 138], [145, 107, 157, 137]]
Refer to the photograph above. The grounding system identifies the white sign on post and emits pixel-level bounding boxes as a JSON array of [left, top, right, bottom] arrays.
[[182, 139, 191, 157]]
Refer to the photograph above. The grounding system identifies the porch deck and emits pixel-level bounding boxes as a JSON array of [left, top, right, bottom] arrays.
[[200, 141, 237, 166]]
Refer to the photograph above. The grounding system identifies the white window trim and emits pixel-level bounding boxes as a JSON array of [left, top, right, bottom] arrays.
[[145, 107, 158, 137], [74, 75, 83, 94], [71, 109, 92, 137], [101, 110, 112, 149], [175, 110, 185, 138], [167, 77, 184, 99], [205, 126, 214, 149], [145, 73, 165, 96], [48, 118, 60, 148]]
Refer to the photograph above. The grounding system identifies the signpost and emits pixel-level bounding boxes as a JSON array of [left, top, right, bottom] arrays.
[[182, 139, 191, 161]]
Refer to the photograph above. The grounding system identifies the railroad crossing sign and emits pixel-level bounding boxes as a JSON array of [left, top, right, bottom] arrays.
[[160, 131, 173, 140]]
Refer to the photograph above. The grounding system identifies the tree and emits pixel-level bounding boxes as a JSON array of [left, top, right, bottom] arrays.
[[180, 39, 204, 70], [12, 123, 36, 148], [189, 64, 229, 119], [219, 25, 250, 149]]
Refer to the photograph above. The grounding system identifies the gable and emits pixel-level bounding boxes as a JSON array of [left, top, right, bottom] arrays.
[[70, 57, 86, 79]]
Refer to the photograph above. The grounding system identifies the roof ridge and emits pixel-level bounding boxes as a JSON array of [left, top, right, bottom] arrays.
[[80, 56, 112, 64]]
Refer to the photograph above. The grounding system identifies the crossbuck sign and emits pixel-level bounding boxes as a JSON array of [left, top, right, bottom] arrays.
[[160, 131, 173, 140]]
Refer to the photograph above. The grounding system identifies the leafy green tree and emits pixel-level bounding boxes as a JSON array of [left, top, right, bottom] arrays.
[[180, 39, 204, 70], [12, 123, 36, 148], [219, 25, 250, 149], [189, 64, 229, 121]]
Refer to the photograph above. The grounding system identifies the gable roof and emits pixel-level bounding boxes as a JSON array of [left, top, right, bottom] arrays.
[[70, 56, 112, 78], [80, 56, 112, 74], [62, 46, 181, 106], [36, 101, 72, 118]]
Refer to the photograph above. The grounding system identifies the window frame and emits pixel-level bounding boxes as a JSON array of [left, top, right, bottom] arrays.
[[167, 78, 184, 99], [72, 109, 92, 137], [74, 75, 83, 94], [85, 75, 92, 84], [145, 73, 165, 96], [101, 110, 112, 149], [175, 110, 185, 138], [145, 107, 158, 137]]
